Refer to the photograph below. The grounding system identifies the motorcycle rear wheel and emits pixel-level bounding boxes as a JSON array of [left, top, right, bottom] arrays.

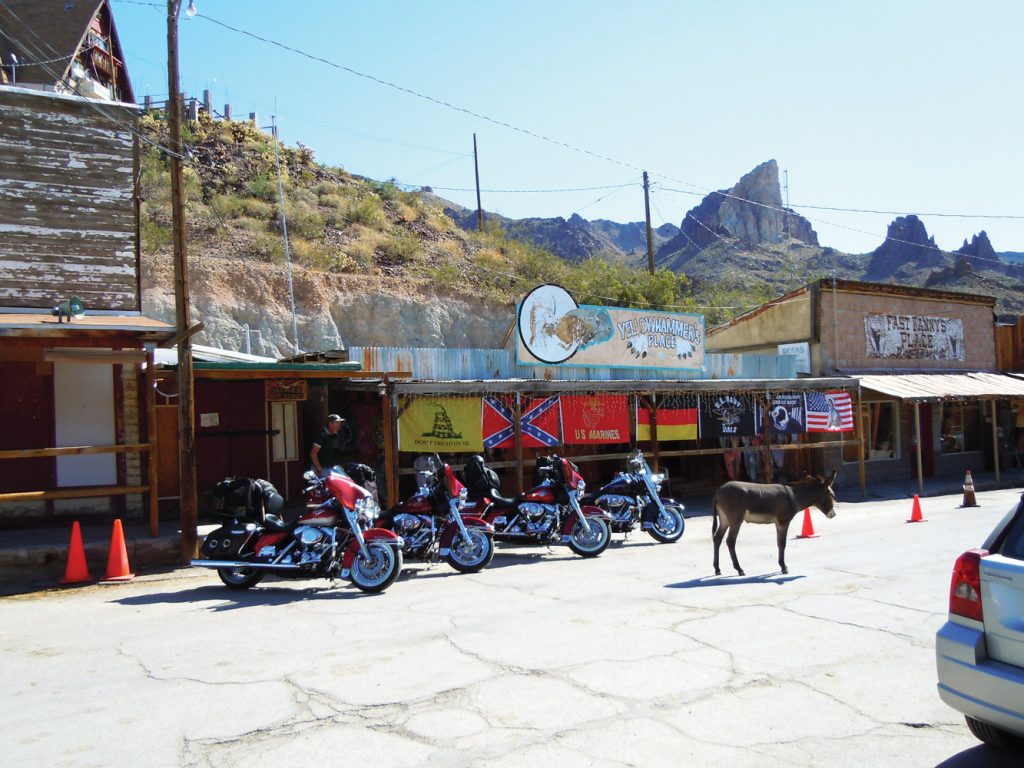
[[350, 541, 403, 593], [445, 527, 495, 573], [568, 516, 611, 557], [648, 505, 685, 544], [217, 566, 264, 590]]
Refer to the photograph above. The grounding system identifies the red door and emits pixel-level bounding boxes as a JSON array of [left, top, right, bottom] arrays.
[[195, 381, 268, 490]]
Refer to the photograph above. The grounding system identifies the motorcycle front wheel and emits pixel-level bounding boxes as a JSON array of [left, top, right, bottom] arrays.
[[567, 516, 611, 557], [444, 527, 495, 573], [217, 565, 264, 590], [350, 541, 403, 593], [648, 505, 686, 544]]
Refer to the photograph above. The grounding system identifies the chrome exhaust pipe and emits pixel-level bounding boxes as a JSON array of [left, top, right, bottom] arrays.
[[190, 559, 303, 571]]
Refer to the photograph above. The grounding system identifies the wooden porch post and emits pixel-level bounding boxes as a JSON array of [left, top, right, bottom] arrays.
[[854, 387, 866, 498], [914, 402, 924, 496], [992, 399, 1001, 483], [649, 392, 660, 473], [146, 348, 159, 537], [382, 381, 398, 509], [513, 392, 524, 494]]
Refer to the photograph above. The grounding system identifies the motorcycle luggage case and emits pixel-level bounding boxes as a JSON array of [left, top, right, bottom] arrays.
[[200, 523, 255, 558]]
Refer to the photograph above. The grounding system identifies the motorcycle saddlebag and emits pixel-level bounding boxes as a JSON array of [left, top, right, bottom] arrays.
[[210, 477, 282, 523], [200, 523, 255, 559]]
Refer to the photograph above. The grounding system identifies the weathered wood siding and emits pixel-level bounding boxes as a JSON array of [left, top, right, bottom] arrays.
[[0, 88, 140, 311]]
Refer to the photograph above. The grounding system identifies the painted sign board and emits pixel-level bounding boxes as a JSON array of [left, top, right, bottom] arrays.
[[864, 313, 964, 360], [777, 342, 811, 374], [516, 284, 705, 371]]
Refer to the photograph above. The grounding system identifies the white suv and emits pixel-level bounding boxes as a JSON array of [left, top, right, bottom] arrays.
[[936, 496, 1024, 750]]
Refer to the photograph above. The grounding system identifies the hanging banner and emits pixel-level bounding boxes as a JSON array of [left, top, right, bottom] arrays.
[[516, 285, 705, 371], [482, 395, 515, 450], [698, 394, 758, 438], [398, 397, 483, 453], [756, 393, 806, 437], [805, 391, 854, 432], [561, 395, 631, 444], [636, 396, 698, 441], [522, 396, 562, 448]]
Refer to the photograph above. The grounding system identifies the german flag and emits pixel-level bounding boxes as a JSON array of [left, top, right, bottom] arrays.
[[636, 400, 698, 441]]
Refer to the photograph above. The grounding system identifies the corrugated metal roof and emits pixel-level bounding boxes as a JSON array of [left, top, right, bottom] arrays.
[[858, 372, 1024, 401], [349, 347, 796, 381]]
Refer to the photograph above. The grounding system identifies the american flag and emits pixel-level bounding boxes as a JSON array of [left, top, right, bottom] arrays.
[[805, 391, 854, 432]]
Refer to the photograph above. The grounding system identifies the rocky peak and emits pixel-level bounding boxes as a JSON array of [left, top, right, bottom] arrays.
[[656, 160, 818, 263], [956, 230, 997, 265], [865, 215, 945, 279]]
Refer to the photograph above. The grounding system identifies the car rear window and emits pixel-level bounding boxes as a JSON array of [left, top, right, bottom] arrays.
[[994, 502, 1024, 561]]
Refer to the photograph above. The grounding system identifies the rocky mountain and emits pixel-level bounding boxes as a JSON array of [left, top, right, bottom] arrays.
[[441, 200, 679, 263]]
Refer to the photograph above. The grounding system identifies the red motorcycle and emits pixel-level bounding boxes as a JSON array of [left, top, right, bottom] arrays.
[[376, 454, 495, 573], [463, 454, 612, 557], [192, 469, 404, 593]]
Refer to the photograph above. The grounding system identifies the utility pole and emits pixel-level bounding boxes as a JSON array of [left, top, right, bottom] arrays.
[[271, 115, 299, 354], [643, 171, 655, 275], [783, 168, 789, 239], [473, 133, 484, 233], [167, 0, 198, 561]]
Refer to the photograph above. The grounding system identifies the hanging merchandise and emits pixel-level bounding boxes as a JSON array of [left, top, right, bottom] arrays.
[[698, 393, 758, 438], [805, 391, 854, 432], [398, 396, 483, 453], [636, 395, 698, 441], [756, 392, 807, 437], [561, 394, 630, 445]]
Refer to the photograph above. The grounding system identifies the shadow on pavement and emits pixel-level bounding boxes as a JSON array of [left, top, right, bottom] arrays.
[[935, 744, 1023, 767], [665, 573, 806, 588], [111, 582, 373, 610]]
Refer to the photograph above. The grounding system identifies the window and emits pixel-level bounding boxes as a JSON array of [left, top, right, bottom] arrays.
[[941, 402, 982, 454], [271, 401, 298, 462], [843, 400, 898, 463]]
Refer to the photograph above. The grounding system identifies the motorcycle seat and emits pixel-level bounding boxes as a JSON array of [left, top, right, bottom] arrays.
[[484, 489, 518, 506], [263, 514, 297, 532]]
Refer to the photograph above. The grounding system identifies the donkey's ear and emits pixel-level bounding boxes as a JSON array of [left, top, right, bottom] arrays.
[[799, 470, 811, 480], [827, 469, 837, 486]]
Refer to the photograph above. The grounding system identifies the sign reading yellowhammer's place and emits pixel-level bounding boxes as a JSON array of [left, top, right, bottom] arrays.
[[516, 284, 705, 371]]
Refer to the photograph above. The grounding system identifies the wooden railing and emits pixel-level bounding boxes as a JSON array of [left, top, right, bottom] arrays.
[[0, 443, 159, 536]]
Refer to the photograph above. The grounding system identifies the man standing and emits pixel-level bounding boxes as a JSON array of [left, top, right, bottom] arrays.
[[310, 414, 345, 477]]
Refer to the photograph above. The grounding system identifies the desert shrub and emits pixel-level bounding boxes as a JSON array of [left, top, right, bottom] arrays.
[[345, 197, 384, 228], [234, 216, 268, 233], [378, 232, 421, 265], [252, 232, 284, 263], [239, 197, 275, 219], [209, 194, 246, 219], [141, 218, 172, 252], [244, 173, 278, 202], [279, 201, 325, 240]]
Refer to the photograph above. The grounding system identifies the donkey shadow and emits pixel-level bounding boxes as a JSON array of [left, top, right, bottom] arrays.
[[666, 573, 806, 589]]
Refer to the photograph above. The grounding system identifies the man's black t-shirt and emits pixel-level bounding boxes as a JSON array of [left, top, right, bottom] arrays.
[[315, 428, 342, 469]]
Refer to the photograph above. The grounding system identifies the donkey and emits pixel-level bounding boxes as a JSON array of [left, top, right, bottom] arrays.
[[712, 470, 837, 576]]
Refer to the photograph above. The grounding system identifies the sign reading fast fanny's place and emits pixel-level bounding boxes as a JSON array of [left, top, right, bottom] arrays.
[[516, 284, 705, 370], [864, 313, 965, 361]]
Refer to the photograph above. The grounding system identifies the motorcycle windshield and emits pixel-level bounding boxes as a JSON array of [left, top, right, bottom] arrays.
[[444, 464, 466, 497], [325, 470, 370, 510]]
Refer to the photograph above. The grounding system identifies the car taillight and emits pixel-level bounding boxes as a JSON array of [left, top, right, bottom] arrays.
[[948, 548, 989, 622]]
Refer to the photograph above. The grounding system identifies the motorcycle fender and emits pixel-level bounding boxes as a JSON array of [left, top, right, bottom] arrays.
[[438, 517, 494, 555], [641, 499, 683, 529], [340, 527, 403, 576], [560, 505, 609, 537]]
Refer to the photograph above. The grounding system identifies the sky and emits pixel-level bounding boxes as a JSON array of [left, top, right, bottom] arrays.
[[110, 0, 1024, 256]]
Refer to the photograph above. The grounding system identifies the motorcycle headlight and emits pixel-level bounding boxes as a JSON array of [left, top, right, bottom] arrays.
[[576, 480, 586, 494], [354, 497, 379, 524], [458, 487, 468, 508], [652, 473, 665, 489]]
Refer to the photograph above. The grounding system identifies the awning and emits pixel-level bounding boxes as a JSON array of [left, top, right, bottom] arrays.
[[857, 372, 1024, 402]]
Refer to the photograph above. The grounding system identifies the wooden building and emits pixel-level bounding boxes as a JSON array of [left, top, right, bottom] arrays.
[[707, 278, 1024, 492], [0, 8, 175, 532]]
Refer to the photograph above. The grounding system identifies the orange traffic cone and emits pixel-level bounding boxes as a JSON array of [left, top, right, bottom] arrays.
[[796, 508, 819, 538], [60, 521, 93, 584], [907, 494, 927, 523], [960, 470, 979, 508], [101, 519, 134, 581]]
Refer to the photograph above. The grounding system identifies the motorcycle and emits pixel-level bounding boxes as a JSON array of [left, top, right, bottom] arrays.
[[191, 469, 404, 593], [376, 454, 495, 573], [582, 448, 686, 544], [462, 454, 612, 557]]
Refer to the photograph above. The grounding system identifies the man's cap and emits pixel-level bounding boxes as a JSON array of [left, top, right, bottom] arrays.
[[327, 414, 345, 422]]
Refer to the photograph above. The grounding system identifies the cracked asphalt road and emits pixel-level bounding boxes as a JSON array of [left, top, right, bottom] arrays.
[[3, 488, 1022, 767]]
